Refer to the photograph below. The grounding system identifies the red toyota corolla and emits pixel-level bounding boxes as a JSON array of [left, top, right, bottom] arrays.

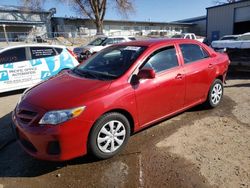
[[12, 39, 230, 161]]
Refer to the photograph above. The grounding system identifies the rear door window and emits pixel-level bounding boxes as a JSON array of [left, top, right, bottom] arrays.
[[180, 44, 209, 64], [30, 47, 57, 60], [0, 48, 26, 64]]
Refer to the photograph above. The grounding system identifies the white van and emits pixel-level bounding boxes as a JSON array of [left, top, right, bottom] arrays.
[[0, 44, 79, 93]]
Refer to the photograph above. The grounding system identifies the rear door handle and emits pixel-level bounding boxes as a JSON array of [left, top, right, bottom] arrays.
[[175, 73, 183, 79]]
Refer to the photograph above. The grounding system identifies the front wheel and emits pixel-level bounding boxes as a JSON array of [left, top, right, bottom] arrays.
[[88, 112, 131, 159], [206, 79, 224, 108]]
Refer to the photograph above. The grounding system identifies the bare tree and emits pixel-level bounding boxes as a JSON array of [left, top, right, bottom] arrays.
[[21, 0, 46, 10], [213, 0, 242, 5], [21, 0, 135, 35]]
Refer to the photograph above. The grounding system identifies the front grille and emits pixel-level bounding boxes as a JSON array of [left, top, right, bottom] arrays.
[[17, 129, 37, 153], [16, 108, 38, 125]]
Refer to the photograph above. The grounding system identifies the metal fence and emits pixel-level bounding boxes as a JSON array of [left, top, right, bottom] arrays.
[[0, 32, 98, 47], [0, 30, 181, 48]]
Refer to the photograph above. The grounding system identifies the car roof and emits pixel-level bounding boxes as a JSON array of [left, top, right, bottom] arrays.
[[0, 44, 66, 52], [115, 38, 198, 47], [242, 32, 250, 36]]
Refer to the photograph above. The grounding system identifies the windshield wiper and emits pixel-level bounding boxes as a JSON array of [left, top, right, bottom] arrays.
[[95, 71, 117, 79], [73, 69, 101, 80]]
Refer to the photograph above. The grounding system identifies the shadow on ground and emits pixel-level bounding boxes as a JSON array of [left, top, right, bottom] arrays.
[[0, 95, 235, 180], [0, 69, 244, 187]]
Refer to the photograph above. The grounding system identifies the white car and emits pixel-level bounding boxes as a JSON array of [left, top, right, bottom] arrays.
[[0, 44, 79, 93], [73, 36, 136, 56], [211, 33, 250, 49], [219, 35, 240, 41], [171, 33, 204, 43]]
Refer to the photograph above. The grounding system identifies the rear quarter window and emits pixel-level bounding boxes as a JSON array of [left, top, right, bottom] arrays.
[[55, 48, 63, 54], [0, 48, 26, 64], [30, 47, 57, 59]]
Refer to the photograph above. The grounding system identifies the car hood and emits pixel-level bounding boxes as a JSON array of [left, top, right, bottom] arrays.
[[22, 71, 112, 110]]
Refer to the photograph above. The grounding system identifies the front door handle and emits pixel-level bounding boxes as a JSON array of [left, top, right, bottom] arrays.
[[208, 63, 214, 68], [175, 73, 183, 79]]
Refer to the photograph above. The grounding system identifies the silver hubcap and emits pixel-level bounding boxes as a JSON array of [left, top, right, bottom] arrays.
[[97, 120, 126, 153], [211, 83, 222, 105]]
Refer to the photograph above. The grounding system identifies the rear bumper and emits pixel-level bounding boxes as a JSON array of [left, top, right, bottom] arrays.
[[12, 111, 94, 161]]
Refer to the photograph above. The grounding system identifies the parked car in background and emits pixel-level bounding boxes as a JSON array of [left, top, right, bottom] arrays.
[[211, 33, 250, 50], [0, 45, 79, 93], [73, 36, 136, 61], [13, 39, 229, 161], [219, 35, 240, 41], [211, 33, 250, 66], [171, 33, 205, 42]]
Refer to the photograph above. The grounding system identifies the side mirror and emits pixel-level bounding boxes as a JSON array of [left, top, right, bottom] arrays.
[[138, 68, 156, 79]]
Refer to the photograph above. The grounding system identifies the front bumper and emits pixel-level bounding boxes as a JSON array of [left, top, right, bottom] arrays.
[[12, 109, 93, 161]]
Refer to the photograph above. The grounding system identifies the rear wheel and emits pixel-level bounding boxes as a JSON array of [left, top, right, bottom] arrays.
[[88, 112, 130, 159], [206, 79, 223, 108]]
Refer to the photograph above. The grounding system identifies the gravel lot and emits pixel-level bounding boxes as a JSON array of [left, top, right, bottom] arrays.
[[0, 70, 249, 188]]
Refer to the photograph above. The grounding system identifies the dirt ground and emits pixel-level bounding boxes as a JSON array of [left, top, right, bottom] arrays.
[[0, 70, 249, 188]]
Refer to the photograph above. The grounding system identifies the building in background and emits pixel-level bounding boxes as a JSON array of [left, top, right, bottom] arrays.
[[175, 15, 207, 36], [0, 5, 55, 41], [207, 0, 250, 42], [51, 17, 194, 38]]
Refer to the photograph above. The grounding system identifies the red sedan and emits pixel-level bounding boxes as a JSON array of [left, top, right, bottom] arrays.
[[12, 39, 230, 161]]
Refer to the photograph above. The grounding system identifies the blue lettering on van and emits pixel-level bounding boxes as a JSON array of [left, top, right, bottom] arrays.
[[41, 71, 51, 80], [0, 70, 9, 81], [30, 59, 42, 66], [3, 63, 13, 69]]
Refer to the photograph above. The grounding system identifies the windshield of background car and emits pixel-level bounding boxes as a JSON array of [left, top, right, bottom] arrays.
[[73, 45, 147, 80], [236, 34, 250, 41], [88, 37, 107, 46], [220, 36, 238, 40], [171, 34, 184, 38]]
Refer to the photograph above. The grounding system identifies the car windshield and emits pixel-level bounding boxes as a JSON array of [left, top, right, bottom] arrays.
[[73, 45, 147, 80], [88, 37, 107, 46]]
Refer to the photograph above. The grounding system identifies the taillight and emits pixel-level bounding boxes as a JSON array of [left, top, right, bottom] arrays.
[[67, 48, 77, 59]]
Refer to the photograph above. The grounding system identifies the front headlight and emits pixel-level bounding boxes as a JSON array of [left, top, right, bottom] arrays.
[[39, 106, 85, 125]]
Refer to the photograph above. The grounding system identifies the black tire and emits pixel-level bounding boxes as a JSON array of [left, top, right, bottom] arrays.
[[88, 112, 131, 159], [206, 79, 223, 108]]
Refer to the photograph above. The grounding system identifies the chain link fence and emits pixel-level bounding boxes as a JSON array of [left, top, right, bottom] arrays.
[[0, 29, 182, 48]]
